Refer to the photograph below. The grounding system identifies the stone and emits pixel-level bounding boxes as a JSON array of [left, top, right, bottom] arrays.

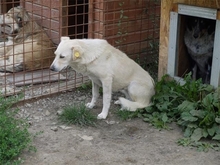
[[45, 110, 51, 116], [59, 125, 72, 130], [78, 134, 93, 141], [51, 126, 58, 132], [57, 110, 63, 115]]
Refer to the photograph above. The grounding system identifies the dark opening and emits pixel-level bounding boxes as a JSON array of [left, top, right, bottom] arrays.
[[176, 15, 216, 84], [68, 0, 88, 39], [1, 0, 20, 13]]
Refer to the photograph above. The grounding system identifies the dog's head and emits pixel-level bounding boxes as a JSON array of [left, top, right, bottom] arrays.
[[186, 16, 216, 39], [50, 37, 84, 72], [0, 6, 30, 34]]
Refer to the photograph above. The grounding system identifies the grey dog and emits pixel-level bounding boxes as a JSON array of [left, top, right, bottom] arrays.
[[184, 16, 216, 84]]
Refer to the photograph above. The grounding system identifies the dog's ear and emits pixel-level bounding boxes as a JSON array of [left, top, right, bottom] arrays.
[[61, 36, 70, 41], [207, 21, 216, 35], [12, 6, 30, 27], [186, 16, 198, 31], [72, 45, 84, 60]]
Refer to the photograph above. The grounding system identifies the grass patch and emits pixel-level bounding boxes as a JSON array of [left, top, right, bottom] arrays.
[[58, 103, 97, 127], [116, 110, 139, 121], [0, 94, 35, 165]]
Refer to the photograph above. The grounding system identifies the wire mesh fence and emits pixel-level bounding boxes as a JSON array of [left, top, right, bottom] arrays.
[[0, 0, 160, 101]]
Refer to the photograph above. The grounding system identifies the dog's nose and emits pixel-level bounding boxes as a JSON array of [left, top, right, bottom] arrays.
[[50, 65, 56, 71], [193, 34, 199, 38]]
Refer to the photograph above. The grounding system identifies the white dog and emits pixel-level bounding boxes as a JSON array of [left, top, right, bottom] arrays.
[[50, 37, 155, 119]]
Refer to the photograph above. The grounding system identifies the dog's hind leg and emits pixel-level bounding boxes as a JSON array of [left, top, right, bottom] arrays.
[[86, 81, 100, 109], [114, 89, 131, 105], [118, 81, 154, 111]]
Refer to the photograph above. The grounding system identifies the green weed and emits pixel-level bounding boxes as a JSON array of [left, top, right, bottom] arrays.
[[78, 82, 92, 91], [0, 94, 35, 165], [58, 103, 97, 127], [140, 74, 220, 151], [116, 110, 139, 121]]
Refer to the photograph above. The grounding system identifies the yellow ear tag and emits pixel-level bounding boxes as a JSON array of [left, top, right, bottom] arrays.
[[74, 51, 80, 58]]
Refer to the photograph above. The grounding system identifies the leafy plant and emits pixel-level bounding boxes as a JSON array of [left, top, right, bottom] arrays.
[[0, 94, 35, 165], [140, 74, 220, 151], [177, 138, 220, 152], [78, 82, 103, 94], [115, 1, 128, 45], [79, 82, 92, 91], [58, 103, 97, 127], [116, 110, 139, 121]]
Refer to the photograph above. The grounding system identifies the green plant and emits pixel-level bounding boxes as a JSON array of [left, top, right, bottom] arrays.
[[116, 110, 139, 121], [78, 82, 92, 91], [177, 138, 220, 152], [115, 1, 128, 45], [0, 94, 35, 165], [140, 74, 220, 151], [58, 103, 97, 127]]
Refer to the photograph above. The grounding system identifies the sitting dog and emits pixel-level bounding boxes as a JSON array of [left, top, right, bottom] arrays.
[[50, 37, 155, 119], [0, 6, 55, 72], [184, 16, 215, 84]]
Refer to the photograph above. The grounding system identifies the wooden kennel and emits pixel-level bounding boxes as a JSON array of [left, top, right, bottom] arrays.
[[158, 0, 220, 87]]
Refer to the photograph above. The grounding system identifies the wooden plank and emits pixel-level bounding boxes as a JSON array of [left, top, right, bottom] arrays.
[[158, 0, 174, 79], [217, 10, 220, 20], [6, 69, 67, 87], [173, 0, 220, 9]]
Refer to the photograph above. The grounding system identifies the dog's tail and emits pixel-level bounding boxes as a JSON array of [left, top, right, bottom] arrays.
[[118, 97, 150, 111]]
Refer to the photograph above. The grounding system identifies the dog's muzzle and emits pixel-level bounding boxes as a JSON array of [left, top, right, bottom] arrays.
[[0, 14, 19, 34], [50, 65, 56, 72]]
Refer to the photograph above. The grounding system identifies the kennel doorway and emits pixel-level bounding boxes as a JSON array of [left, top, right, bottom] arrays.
[[167, 4, 220, 87]]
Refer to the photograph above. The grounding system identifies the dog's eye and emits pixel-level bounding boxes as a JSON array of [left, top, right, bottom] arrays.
[[60, 55, 65, 59], [17, 16, 22, 22]]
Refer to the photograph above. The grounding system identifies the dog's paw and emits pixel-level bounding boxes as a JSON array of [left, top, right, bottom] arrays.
[[86, 102, 95, 109], [114, 100, 121, 105], [97, 113, 107, 120]]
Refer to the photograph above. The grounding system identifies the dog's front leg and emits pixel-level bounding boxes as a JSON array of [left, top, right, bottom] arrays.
[[192, 64, 197, 80], [86, 81, 100, 109], [97, 77, 112, 119]]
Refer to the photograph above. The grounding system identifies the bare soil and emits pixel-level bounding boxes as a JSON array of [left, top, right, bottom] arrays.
[[17, 90, 220, 165]]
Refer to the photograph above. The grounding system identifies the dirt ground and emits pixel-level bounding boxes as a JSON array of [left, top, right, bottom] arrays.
[[17, 90, 220, 165]]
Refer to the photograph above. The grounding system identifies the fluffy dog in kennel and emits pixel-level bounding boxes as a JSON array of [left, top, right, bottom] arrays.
[[184, 16, 216, 84], [0, 6, 55, 72]]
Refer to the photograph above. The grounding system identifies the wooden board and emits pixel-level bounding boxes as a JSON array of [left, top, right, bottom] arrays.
[[6, 69, 67, 87]]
